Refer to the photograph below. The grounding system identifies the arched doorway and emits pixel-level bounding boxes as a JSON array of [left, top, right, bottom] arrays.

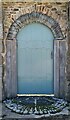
[[6, 12, 64, 98], [17, 23, 54, 94]]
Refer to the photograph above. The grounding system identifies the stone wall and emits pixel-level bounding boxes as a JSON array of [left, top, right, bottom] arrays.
[[65, 2, 70, 102], [0, 0, 69, 101], [0, 0, 3, 101], [1, 115, 70, 120], [3, 2, 67, 39]]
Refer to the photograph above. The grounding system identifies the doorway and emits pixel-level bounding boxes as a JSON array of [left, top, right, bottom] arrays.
[[17, 23, 54, 94]]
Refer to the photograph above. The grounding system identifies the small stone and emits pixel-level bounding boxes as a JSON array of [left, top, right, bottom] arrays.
[[3, 100, 6, 103], [16, 109, 20, 113], [20, 110, 23, 114], [40, 110, 43, 114], [6, 100, 11, 104], [17, 105, 22, 109], [13, 108, 17, 112], [23, 109, 28, 114]]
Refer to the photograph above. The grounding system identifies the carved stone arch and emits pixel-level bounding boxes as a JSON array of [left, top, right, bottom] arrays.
[[6, 12, 65, 98]]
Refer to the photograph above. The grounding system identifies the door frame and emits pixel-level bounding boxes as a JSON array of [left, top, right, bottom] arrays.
[[6, 12, 65, 98]]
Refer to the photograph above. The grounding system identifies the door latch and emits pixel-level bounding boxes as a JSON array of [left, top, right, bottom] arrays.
[[51, 51, 53, 59]]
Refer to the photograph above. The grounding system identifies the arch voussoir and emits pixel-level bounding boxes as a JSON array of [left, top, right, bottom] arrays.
[[7, 12, 64, 41]]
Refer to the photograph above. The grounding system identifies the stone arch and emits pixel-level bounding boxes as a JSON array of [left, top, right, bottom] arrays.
[[7, 12, 64, 40], [6, 12, 65, 98]]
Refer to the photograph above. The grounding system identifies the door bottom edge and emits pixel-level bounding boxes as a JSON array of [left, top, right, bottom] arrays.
[[17, 94, 54, 96]]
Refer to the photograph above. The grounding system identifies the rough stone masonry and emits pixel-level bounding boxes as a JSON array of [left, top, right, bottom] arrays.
[[0, 0, 70, 102]]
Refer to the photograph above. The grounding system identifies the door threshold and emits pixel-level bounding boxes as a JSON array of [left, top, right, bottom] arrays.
[[17, 94, 54, 97]]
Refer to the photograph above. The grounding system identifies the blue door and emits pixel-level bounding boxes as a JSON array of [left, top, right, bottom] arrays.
[[17, 23, 54, 94]]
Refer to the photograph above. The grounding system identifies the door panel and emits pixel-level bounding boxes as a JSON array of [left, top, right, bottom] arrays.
[[17, 23, 54, 94]]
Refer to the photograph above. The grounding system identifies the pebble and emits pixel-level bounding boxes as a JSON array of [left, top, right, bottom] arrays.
[[16, 109, 20, 113], [3, 97, 67, 115]]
